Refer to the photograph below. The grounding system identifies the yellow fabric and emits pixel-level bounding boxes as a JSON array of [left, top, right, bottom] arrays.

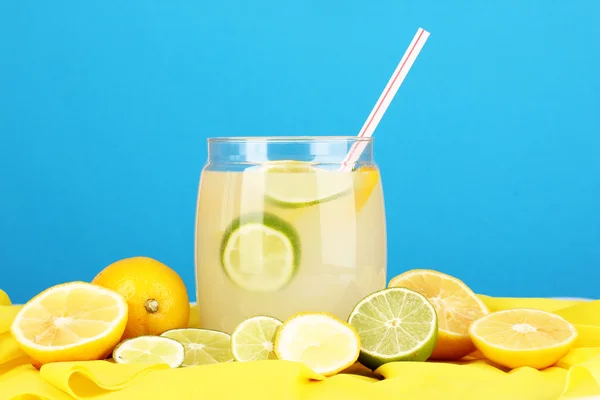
[[2, 297, 600, 399]]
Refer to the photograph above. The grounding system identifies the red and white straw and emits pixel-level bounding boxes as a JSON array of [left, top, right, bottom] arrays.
[[340, 27, 430, 171]]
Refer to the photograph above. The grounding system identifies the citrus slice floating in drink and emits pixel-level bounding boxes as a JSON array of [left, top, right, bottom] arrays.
[[262, 161, 352, 208], [161, 328, 233, 366], [220, 212, 300, 292], [348, 287, 438, 370], [10, 281, 129, 367], [274, 312, 361, 376], [231, 315, 282, 362], [469, 308, 578, 369], [352, 165, 379, 211], [113, 335, 185, 368], [388, 269, 489, 360]]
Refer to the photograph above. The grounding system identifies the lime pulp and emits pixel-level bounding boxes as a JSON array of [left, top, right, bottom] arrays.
[[231, 315, 283, 362], [112, 336, 185, 368], [160, 328, 233, 366], [220, 212, 300, 292], [347, 287, 438, 370]]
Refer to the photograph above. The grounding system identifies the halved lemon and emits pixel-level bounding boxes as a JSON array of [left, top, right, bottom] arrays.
[[274, 312, 360, 376], [469, 308, 578, 369], [388, 269, 489, 360], [10, 281, 128, 367]]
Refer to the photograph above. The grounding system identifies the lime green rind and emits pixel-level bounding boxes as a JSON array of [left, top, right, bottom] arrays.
[[160, 328, 234, 366], [348, 287, 439, 371], [219, 212, 301, 291], [264, 189, 352, 209], [230, 315, 283, 362]]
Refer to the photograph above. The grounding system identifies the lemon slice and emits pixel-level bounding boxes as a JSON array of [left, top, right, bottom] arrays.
[[10, 281, 128, 367], [231, 315, 282, 362], [389, 269, 489, 360], [274, 312, 360, 376], [160, 328, 234, 366], [469, 308, 578, 369], [113, 335, 185, 368], [348, 287, 438, 370], [220, 212, 300, 292], [262, 160, 352, 208]]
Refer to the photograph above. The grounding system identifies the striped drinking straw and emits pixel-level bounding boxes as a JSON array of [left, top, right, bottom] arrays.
[[340, 27, 431, 172]]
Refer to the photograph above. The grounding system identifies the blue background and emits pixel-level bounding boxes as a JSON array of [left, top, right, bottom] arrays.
[[1, 1, 599, 304]]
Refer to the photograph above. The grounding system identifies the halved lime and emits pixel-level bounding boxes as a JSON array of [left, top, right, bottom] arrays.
[[160, 328, 233, 366], [112, 336, 185, 368], [231, 315, 282, 362], [347, 287, 438, 370], [261, 160, 352, 208], [220, 212, 300, 292]]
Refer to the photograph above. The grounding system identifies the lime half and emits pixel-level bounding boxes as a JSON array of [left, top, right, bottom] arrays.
[[231, 315, 282, 362], [261, 160, 352, 208], [113, 336, 185, 368], [348, 287, 438, 370], [220, 212, 300, 292], [161, 328, 233, 366]]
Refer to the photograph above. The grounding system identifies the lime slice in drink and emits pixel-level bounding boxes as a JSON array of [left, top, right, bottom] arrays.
[[160, 328, 233, 366], [231, 315, 283, 362], [220, 212, 300, 292], [348, 287, 438, 370], [112, 336, 185, 368], [261, 160, 352, 208]]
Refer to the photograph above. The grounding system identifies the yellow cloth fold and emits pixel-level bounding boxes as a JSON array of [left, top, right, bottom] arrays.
[[2, 297, 600, 399]]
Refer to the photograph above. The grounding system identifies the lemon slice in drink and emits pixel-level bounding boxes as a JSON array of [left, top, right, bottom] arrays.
[[231, 315, 282, 362], [113, 336, 185, 368], [161, 328, 234, 366], [262, 160, 352, 208], [220, 212, 300, 292], [274, 312, 361, 376], [348, 287, 438, 370]]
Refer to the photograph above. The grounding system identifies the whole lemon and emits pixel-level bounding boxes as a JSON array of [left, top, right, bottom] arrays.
[[92, 256, 190, 339], [0, 289, 11, 306]]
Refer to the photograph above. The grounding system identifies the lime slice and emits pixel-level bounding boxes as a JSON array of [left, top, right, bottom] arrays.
[[347, 287, 438, 370], [262, 160, 352, 208], [274, 312, 361, 376], [220, 212, 300, 292], [231, 315, 282, 362], [112, 336, 185, 368], [160, 328, 233, 366]]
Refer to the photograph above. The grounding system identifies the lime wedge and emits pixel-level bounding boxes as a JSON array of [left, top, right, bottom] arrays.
[[160, 328, 233, 366], [347, 287, 438, 370], [231, 315, 282, 362], [262, 160, 351, 208], [220, 212, 300, 292], [112, 336, 185, 368]]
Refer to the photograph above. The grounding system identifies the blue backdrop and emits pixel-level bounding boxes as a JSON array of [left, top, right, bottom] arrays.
[[1, 1, 599, 304]]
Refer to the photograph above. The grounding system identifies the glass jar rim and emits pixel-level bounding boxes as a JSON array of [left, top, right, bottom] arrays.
[[207, 136, 373, 143]]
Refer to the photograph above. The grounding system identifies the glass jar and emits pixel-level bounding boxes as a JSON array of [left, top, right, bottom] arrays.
[[194, 136, 386, 333]]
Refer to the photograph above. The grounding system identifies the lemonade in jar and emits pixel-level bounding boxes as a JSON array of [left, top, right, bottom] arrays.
[[195, 137, 386, 333]]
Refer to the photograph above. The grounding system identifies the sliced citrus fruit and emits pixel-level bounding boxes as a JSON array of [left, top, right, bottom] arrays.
[[262, 160, 352, 208], [388, 269, 489, 360], [220, 212, 300, 292], [161, 328, 233, 366], [113, 335, 185, 368], [274, 312, 360, 376], [231, 315, 282, 362], [352, 165, 379, 211], [10, 281, 128, 367], [469, 308, 578, 369], [348, 287, 438, 370]]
